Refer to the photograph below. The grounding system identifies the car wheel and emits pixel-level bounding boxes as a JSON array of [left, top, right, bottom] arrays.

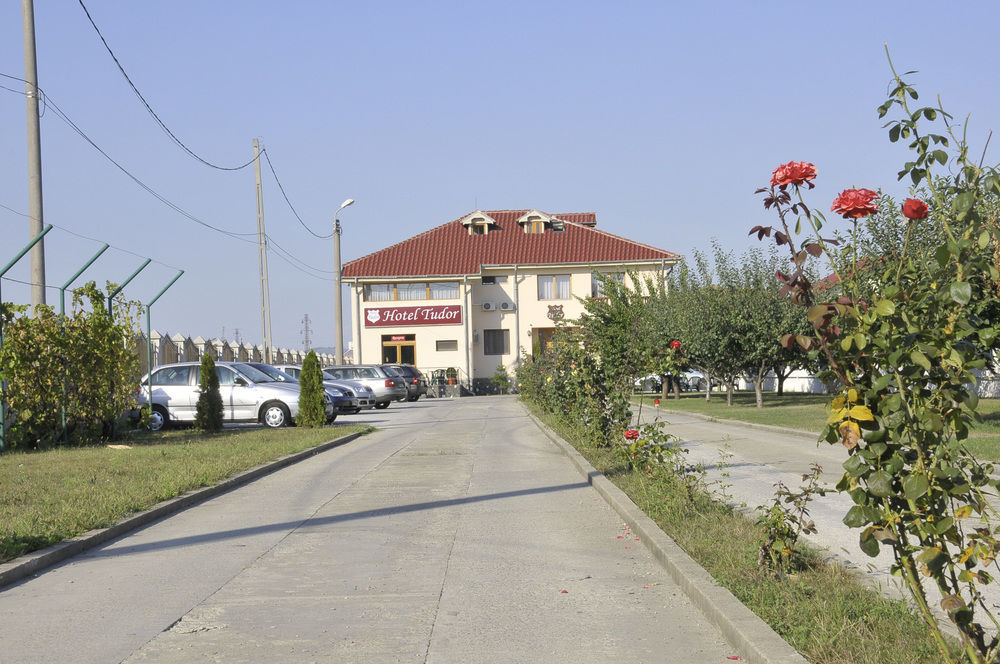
[[326, 413, 338, 424], [374, 401, 389, 410], [350, 408, 361, 414], [261, 402, 290, 428], [150, 405, 168, 432], [407, 395, 419, 402]]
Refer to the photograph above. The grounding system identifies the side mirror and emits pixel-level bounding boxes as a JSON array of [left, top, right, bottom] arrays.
[[234, 376, 248, 386]]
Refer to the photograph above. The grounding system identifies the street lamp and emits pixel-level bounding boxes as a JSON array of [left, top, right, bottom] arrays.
[[333, 198, 355, 365]]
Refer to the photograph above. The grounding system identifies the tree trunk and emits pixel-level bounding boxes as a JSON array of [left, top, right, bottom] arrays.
[[777, 373, 786, 396], [726, 382, 734, 406], [673, 376, 681, 399], [660, 375, 669, 401], [754, 378, 764, 408]]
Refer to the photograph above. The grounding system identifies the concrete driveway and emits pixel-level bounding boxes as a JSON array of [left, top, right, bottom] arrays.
[[1, 397, 742, 664]]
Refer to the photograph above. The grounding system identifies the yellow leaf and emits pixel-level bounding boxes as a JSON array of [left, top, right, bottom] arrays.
[[955, 505, 974, 519], [832, 397, 846, 410], [848, 405, 875, 422], [826, 407, 848, 425], [847, 388, 858, 403]]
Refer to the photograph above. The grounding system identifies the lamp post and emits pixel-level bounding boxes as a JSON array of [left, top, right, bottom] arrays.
[[333, 198, 354, 365]]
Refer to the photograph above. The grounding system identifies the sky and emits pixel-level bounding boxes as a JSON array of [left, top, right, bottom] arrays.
[[3, 1, 1000, 352]]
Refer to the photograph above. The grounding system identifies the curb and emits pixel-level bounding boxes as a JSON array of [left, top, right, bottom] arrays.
[[526, 410, 808, 664], [0, 431, 364, 590], [645, 404, 821, 441]]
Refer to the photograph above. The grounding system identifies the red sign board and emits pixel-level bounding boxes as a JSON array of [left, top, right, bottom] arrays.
[[364, 304, 463, 327]]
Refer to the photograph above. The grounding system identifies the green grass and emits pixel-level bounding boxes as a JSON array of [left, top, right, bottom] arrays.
[[636, 391, 1000, 461], [0, 424, 371, 563], [532, 404, 956, 664]]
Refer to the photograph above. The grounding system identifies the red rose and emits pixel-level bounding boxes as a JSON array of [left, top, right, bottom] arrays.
[[669, 340, 681, 350], [831, 188, 879, 219], [901, 198, 929, 220], [770, 161, 817, 188], [624, 429, 639, 440]]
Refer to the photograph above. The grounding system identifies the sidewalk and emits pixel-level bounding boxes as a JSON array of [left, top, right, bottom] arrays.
[[0, 397, 799, 663]]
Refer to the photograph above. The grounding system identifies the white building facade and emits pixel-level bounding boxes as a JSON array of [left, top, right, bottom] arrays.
[[342, 209, 679, 392]]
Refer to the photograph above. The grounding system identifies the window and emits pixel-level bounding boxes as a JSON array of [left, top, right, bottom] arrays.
[[537, 274, 571, 300], [484, 329, 509, 355], [591, 272, 625, 298], [151, 366, 191, 386], [527, 220, 545, 234], [436, 339, 458, 351], [429, 282, 459, 299], [364, 284, 394, 301], [471, 224, 486, 235], [215, 366, 237, 386], [396, 282, 427, 300]]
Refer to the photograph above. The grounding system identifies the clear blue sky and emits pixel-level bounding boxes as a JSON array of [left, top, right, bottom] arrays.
[[3, 1, 999, 350]]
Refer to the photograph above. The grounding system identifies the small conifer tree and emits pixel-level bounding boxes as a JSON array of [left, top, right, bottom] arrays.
[[297, 350, 326, 427], [194, 354, 224, 432]]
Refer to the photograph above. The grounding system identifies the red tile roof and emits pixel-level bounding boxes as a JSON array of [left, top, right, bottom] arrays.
[[343, 210, 679, 278]]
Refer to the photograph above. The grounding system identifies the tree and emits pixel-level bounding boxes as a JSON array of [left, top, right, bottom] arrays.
[[296, 350, 326, 427], [194, 354, 223, 433]]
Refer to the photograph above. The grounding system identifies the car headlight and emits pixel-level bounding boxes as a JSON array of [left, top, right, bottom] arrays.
[[326, 387, 344, 397]]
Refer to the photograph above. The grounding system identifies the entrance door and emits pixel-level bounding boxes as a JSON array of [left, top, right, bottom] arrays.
[[381, 334, 416, 365]]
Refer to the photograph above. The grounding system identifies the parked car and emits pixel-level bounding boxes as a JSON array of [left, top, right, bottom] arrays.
[[137, 361, 334, 431], [267, 363, 376, 412], [245, 362, 354, 418], [323, 364, 407, 409], [383, 364, 428, 401]]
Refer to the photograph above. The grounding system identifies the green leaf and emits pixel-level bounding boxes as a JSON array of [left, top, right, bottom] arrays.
[[843, 505, 869, 528], [950, 281, 972, 305], [955, 191, 976, 218], [910, 350, 931, 371], [872, 374, 893, 391], [859, 532, 880, 557], [853, 333, 868, 351], [875, 299, 895, 316], [903, 474, 929, 500], [979, 230, 991, 249], [889, 124, 901, 142], [867, 470, 893, 498], [935, 244, 950, 267]]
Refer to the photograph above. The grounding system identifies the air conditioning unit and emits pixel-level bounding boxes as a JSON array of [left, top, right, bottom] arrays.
[[499, 301, 515, 311], [481, 301, 497, 311]]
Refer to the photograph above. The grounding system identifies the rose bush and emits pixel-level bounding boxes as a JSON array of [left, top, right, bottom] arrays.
[[751, 57, 1000, 663]]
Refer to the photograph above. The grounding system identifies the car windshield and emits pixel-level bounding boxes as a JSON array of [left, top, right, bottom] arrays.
[[250, 363, 298, 383], [320, 370, 338, 380], [232, 363, 277, 383], [382, 365, 402, 377]]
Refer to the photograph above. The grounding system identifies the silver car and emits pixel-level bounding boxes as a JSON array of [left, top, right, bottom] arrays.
[[271, 364, 377, 412], [138, 361, 332, 431], [323, 364, 407, 409]]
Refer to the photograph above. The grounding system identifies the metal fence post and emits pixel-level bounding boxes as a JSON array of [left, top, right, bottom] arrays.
[[144, 270, 184, 412], [0, 224, 53, 452]]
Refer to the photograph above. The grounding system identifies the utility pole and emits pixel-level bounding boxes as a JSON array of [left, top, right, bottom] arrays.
[[300, 314, 312, 351], [22, 0, 45, 309], [253, 139, 273, 362]]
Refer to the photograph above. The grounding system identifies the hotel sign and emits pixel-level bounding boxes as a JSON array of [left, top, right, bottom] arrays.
[[364, 304, 463, 327]]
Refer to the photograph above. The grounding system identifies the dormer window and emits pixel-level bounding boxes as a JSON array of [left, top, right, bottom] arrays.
[[518, 209, 553, 235], [460, 210, 498, 236]]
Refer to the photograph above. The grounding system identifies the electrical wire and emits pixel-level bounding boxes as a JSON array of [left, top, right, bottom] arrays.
[[261, 148, 334, 239], [266, 234, 336, 277], [76, 0, 256, 171]]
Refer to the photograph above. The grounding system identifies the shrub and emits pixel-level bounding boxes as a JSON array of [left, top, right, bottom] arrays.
[[296, 350, 326, 427], [194, 354, 223, 433]]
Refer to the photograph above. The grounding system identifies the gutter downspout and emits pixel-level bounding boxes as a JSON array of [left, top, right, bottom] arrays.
[[513, 265, 520, 381], [463, 275, 472, 392], [352, 278, 361, 364]]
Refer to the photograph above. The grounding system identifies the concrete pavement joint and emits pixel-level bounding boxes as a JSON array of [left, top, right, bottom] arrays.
[[525, 408, 808, 664], [0, 431, 364, 591]]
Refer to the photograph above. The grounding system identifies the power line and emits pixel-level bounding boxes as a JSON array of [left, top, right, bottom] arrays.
[[261, 148, 334, 239], [76, 0, 256, 172]]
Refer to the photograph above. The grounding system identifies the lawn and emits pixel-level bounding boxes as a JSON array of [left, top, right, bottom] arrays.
[[635, 391, 1000, 461], [0, 423, 371, 564]]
